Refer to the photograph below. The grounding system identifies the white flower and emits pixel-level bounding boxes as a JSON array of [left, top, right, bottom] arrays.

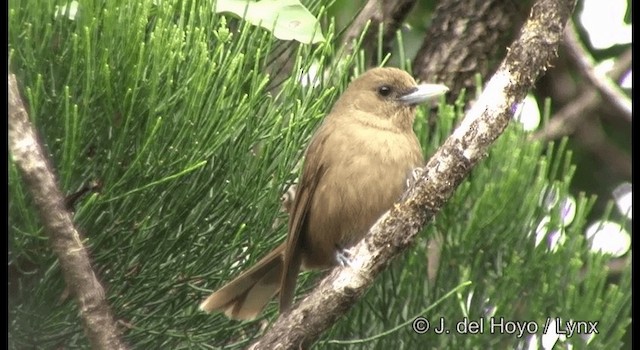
[[559, 195, 576, 227], [612, 182, 632, 219], [585, 221, 630, 257], [513, 94, 541, 131]]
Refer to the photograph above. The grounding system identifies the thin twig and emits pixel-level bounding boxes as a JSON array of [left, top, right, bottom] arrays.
[[533, 48, 631, 142], [8, 73, 127, 350], [563, 20, 631, 121], [341, 0, 417, 64]]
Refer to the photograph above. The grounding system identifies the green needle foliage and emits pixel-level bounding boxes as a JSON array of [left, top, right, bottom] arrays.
[[9, 1, 630, 349]]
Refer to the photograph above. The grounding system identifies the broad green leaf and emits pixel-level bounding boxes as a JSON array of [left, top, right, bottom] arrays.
[[215, 0, 325, 44]]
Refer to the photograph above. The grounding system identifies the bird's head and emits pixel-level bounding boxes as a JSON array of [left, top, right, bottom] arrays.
[[331, 67, 448, 131]]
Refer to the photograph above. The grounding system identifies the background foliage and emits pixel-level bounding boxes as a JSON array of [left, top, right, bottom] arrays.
[[9, 0, 631, 348]]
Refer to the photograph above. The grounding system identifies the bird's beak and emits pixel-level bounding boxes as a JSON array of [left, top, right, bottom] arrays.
[[398, 84, 449, 106]]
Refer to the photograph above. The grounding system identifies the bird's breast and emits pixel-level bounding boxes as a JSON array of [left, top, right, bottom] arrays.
[[300, 124, 423, 269]]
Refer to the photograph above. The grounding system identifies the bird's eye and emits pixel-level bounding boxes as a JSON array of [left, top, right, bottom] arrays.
[[377, 85, 392, 97]]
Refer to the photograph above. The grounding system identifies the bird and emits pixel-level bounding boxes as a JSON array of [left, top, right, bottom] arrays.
[[199, 67, 449, 320]]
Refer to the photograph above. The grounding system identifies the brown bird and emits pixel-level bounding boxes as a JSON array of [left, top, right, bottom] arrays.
[[199, 67, 448, 320]]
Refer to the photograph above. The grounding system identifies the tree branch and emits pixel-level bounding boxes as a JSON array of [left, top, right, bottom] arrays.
[[249, 0, 576, 348], [8, 73, 127, 350], [341, 0, 417, 65], [563, 20, 632, 121], [412, 0, 525, 101], [532, 48, 631, 142]]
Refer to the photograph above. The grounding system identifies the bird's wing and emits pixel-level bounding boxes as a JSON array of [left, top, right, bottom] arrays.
[[279, 127, 329, 313]]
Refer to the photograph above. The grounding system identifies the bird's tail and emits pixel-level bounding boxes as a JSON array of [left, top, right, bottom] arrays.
[[199, 243, 285, 320]]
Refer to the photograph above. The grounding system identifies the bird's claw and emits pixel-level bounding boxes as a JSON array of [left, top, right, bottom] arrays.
[[406, 167, 424, 189], [335, 246, 354, 267]]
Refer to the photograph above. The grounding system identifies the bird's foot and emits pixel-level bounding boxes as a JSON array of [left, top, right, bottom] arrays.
[[280, 183, 297, 213], [406, 167, 424, 189], [335, 246, 354, 267]]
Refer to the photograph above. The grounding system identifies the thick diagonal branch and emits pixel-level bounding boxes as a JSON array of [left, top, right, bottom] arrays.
[[249, 0, 577, 348], [8, 74, 127, 350]]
